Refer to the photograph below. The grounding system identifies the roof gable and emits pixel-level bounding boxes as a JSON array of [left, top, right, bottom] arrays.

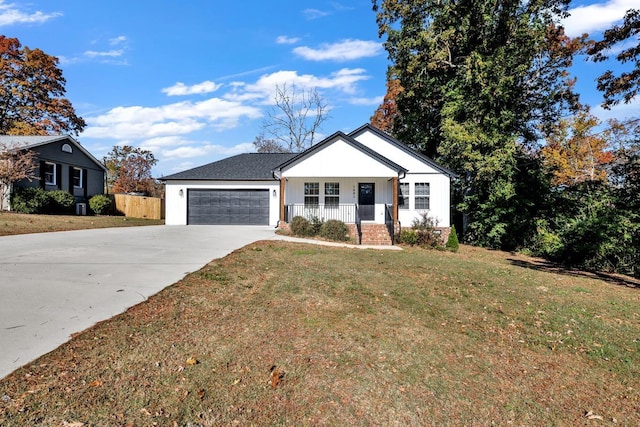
[[0, 135, 107, 172], [348, 124, 457, 177], [273, 131, 406, 178]]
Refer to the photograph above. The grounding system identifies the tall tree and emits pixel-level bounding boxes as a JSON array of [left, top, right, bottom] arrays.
[[103, 146, 157, 195], [372, 0, 583, 248], [541, 110, 613, 186], [0, 36, 85, 136], [260, 84, 329, 153], [587, 9, 640, 109]]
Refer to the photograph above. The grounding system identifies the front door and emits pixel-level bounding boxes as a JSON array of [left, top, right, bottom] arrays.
[[358, 183, 375, 221]]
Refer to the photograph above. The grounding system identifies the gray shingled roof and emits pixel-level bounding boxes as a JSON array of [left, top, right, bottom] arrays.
[[160, 153, 297, 181]]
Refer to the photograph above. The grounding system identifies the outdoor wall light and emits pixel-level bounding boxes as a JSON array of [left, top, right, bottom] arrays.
[[179, 189, 184, 197], [273, 189, 277, 197]]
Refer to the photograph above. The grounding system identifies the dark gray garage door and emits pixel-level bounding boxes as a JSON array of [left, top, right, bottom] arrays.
[[187, 189, 270, 225]]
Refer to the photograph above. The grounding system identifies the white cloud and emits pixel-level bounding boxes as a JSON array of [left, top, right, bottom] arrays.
[[162, 81, 222, 96], [591, 96, 640, 122], [0, 1, 61, 26], [83, 98, 262, 140], [293, 39, 383, 62], [563, 0, 637, 37], [109, 35, 127, 46], [303, 8, 330, 20], [160, 142, 253, 159], [84, 49, 124, 58], [276, 35, 300, 45], [223, 68, 371, 104]]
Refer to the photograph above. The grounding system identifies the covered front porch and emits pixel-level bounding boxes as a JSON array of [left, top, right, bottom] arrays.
[[277, 177, 400, 245]]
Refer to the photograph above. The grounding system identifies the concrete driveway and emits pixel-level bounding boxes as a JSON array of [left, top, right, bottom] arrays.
[[0, 225, 279, 379]]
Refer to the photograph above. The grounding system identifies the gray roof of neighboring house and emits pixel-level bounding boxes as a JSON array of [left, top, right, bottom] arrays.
[[0, 134, 107, 171], [160, 153, 297, 181]]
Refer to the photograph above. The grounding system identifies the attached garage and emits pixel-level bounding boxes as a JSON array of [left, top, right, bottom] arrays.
[[162, 153, 296, 227], [187, 189, 269, 225]]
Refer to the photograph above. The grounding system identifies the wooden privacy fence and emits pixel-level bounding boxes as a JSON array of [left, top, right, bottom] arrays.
[[113, 194, 165, 220]]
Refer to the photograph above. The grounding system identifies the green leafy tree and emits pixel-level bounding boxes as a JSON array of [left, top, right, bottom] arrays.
[[372, 0, 583, 248], [0, 36, 85, 135], [587, 9, 640, 108]]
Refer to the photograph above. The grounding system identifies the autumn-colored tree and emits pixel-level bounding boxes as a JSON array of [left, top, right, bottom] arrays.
[[371, 78, 403, 132], [0, 36, 85, 136], [587, 9, 640, 109], [0, 142, 37, 208], [541, 111, 613, 186], [103, 146, 158, 195]]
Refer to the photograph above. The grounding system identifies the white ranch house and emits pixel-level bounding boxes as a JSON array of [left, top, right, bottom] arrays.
[[162, 124, 456, 245]]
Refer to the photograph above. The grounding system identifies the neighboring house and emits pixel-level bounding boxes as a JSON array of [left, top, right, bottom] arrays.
[[0, 135, 107, 211], [162, 124, 456, 244]]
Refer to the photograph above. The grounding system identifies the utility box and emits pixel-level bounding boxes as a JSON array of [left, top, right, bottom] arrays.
[[76, 203, 87, 216]]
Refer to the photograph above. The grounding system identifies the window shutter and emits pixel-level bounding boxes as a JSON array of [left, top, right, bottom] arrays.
[[82, 169, 88, 197], [39, 161, 46, 189], [56, 164, 62, 189], [69, 166, 74, 193]]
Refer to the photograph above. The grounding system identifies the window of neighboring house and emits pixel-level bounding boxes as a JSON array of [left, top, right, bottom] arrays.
[[44, 162, 56, 185], [324, 182, 339, 207], [398, 182, 409, 210], [304, 182, 319, 206], [414, 182, 430, 210], [73, 167, 83, 188]]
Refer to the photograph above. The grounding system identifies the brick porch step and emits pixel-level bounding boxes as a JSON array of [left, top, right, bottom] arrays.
[[360, 223, 393, 245]]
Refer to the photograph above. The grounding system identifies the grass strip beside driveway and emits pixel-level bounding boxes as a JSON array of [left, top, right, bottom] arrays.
[[1, 242, 638, 425], [0, 212, 164, 236]]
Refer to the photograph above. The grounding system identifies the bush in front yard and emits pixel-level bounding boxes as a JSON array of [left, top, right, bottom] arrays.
[[10, 187, 52, 214], [397, 229, 419, 246], [446, 225, 459, 252], [48, 190, 76, 214], [290, 216, 312, 236], [89, 194, 112, 215], [319, 219, 349, 241]]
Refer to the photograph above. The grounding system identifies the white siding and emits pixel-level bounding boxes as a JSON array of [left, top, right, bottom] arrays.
[[398, 173, 451, 227], [354, 130, 442, 174], [282, 138, 398, 178], [165, 180, 280, 226]]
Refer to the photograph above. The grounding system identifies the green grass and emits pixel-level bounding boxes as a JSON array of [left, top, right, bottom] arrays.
[[1, 242, 638, 426]]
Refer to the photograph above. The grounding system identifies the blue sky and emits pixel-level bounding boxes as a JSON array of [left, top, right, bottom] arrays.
[[1, 0, 638, 177]]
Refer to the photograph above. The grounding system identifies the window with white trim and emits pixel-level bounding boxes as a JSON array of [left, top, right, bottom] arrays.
[[398, 182, 409, 210], [73, 167, 83, 188], [44, 162, 56, 185], [324, 182, 339, 207], [304, 182, 319, 206], [414, 183, 430, 210]]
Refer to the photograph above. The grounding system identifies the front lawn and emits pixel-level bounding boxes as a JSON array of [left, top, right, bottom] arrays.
[[0, 211, 164, 236], [1, 242, 638, 425]]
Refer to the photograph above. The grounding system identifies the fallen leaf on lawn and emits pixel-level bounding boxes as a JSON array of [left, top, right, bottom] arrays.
[[186, 357, 198, 365], [63, 422, 85, 427], [232, 378, 241, 385], [140, 408, 152, 417], [270, 365, 285, 389], [197, 389, 206, 400], [584, 410, 604, 420], [87, 380, 102, 387]]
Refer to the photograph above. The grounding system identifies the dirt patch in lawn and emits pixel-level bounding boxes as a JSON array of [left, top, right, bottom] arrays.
[[0, 211, 164, 236], [1, 242, 638, 425]]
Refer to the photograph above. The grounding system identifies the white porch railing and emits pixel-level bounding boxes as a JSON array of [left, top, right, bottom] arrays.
[[284, 204, 357, 223]]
